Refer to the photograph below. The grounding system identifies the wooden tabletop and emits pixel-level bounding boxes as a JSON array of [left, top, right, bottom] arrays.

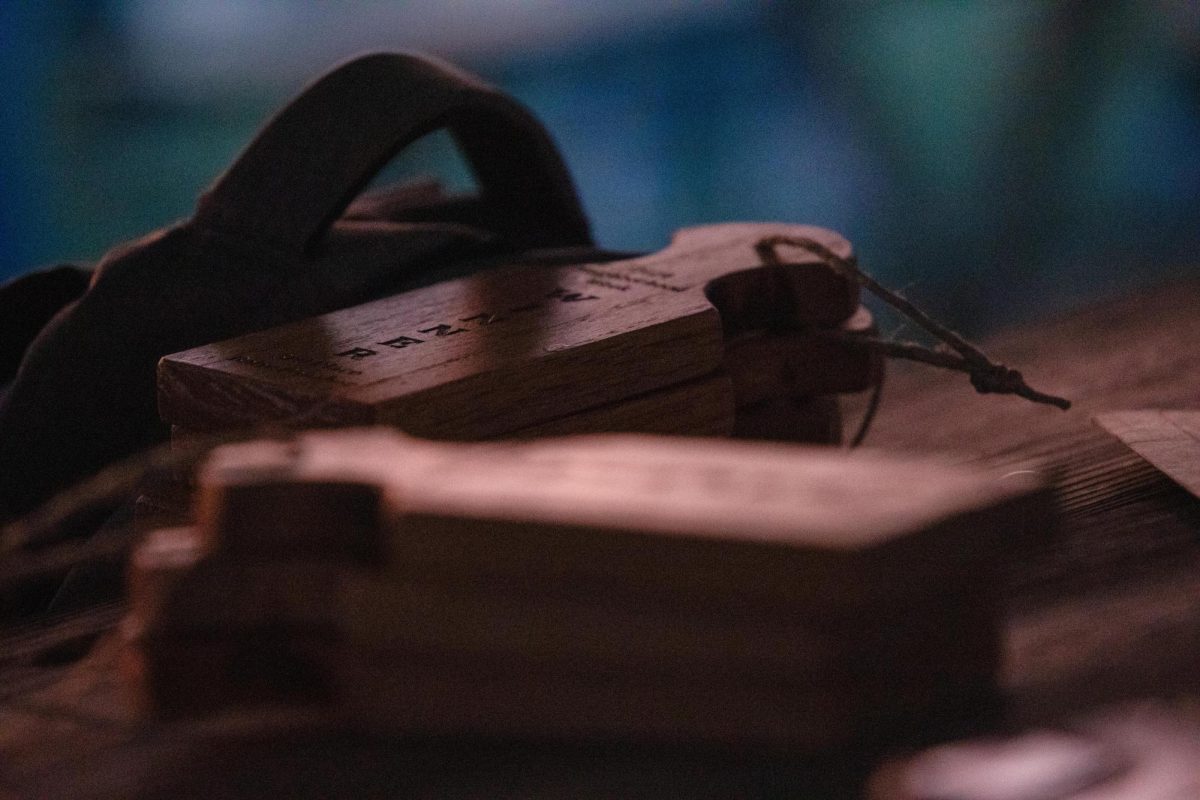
[[4, 277, 1200, 798]]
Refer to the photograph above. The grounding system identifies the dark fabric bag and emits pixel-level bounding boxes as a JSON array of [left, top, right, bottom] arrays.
[[0, 53, 601, 522]]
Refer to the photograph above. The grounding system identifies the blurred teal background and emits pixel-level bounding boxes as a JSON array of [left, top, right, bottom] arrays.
[[2, 1, 1198, 333]]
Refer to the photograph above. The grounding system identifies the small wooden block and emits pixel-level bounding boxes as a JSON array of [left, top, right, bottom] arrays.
[[722, 307, 880, 404], [157, 223, 867, 440], [1095, 410, 1200, 499], [197, 472, 385, 563], [124, 527, 203, 638]]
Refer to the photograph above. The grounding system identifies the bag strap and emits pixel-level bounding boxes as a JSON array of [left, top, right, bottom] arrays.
[[0, 265, 92, 388], [194, 52, 592, 256]]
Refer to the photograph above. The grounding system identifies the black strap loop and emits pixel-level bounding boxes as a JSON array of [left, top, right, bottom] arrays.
[[195, 52, 592, 255]]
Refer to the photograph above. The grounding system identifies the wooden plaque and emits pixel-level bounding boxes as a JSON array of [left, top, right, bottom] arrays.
[[158, 223, 878, 441]]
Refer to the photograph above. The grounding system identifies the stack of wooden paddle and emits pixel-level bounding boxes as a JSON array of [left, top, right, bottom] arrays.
[[124, 429, 1052, 751], [156, 222, 880, 446]]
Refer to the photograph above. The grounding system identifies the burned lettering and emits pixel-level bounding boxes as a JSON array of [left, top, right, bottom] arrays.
[[336, 347, 378, 360], [418, 324, 468, 337], [379, 336, 424, 349]]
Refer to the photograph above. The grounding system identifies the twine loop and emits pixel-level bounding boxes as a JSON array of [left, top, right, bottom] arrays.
[[754, 235, 1071, 441]]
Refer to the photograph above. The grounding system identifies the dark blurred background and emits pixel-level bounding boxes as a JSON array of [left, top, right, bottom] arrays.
[[2, 1, 1197, 334]]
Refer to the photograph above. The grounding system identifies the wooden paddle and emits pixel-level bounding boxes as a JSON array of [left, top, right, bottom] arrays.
[[159, 222, 880, 443]]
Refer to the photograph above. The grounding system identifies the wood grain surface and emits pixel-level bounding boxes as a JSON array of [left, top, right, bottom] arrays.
[[1095, 410, 1200, 500]]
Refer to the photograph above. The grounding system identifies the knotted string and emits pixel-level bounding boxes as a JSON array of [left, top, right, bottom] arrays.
[[755, 235, 1072, 415]]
